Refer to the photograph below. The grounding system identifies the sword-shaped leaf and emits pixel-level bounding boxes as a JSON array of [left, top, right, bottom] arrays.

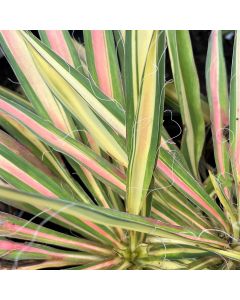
[[39, 30, 83, 73], [0, 212, 112, 256], [39, 30, 117, 210], [167, 30, 205, 178], [19, 30, 127, 165], [156, 148, 229, 232], [0, 238, 102, 263], [0, 130, 121, 247], [124, 30, 154, 152], [67, 257, 123, 270], [0, 96, 126, 194], [0, 30, 75, 135], [206, 30, 230, 197], [126, 31, 166, 215], [0, 136, 75, 200], [84, 30, 124, 105], [165, 82, 210, 124], [0, 187, 227, 248], [230, 30, 240, 221]]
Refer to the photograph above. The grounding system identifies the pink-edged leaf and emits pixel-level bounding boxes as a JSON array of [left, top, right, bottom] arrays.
[[84, 30, 124, 105], [156, 149, 230, 232], [0, 212, 113, 256], [0, 97, 126, 194], [206, 30, 230, 198]]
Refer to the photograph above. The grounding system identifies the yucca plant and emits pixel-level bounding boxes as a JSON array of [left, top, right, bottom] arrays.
[[0, 30, 239, 270]]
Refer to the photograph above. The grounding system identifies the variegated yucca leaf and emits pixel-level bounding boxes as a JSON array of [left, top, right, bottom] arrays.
[[0, 187, 228, 249], [206, 30, 231, 199], [124, 30, 155, 125], [0, 30, 240, 270], [167, 31, 205, 179], [230, 30, 240, 224], [0, 238, 103, 265], [165, 82, 211, 125], [3, 187, 240, 265], [19, 31, 128, 166], [38, 30, 122, 212], [126, 31, 165, 215], [0, 131, 122, 248], [84, 30, 125, 106], [39, 30, 83, 73], [0, 31, 115, 211], [157, 148, 230, 232], [0, 212, 112, 256], [0, 99, 91, 202], [0, 31, 76, 136], [0, 96, 126, 194]]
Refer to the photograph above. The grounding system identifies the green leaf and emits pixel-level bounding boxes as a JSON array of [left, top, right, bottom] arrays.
[[0, 212, 112, 256], [0, 96, 126, 194], [20, 30, 127, 166], [206, 30, 230, 199], [84, 30, 125, 105], [230, 30, 240, 222], [0, 187, 227, 249], [167, 30, 205, 178], [0, 30, 76, 135], [39, 30, 83, 73], [0, 238, 102, 263], [156, 148, 230, 232], [126, 31, 166, 215]]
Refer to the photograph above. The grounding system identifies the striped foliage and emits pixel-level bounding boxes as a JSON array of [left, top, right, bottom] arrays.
[[126, 31, 165, 215], [167, 31, 205, 179], [206, 31, 230, 199], [84, 30, 124, 105], [230, 31, 240, 223], [0, 30, 239, 270]]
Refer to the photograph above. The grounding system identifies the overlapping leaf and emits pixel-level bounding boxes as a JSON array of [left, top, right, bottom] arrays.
[[206, 30, 230, 198], [126, 31, 166, 215], [167, 31, 205, 178]]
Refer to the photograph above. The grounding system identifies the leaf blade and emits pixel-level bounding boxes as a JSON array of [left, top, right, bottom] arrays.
[[167, 30, 205, 178], [126, 31, 166, 215]]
